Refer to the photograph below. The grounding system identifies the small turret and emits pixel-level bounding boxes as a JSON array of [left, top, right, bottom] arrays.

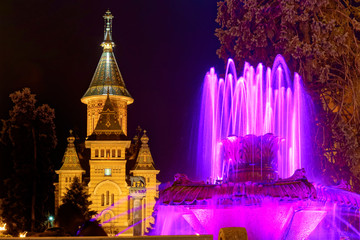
[[54, 130, 85, 213], [132, 130, 157, 171], [58, 130, 84, 171], [130, 130, 160, 233]]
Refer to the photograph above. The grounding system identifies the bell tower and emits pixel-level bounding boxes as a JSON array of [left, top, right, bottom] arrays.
[[54, 130, 85, 213], [81, 10, 133, 136]]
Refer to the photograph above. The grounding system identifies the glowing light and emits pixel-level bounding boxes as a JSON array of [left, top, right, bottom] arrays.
[[101, 43, 113, 50], [104, 168, 112, 176], [197, 55, 313, 181], [19, 231, 27, 238], [0, 223, 6, 231]]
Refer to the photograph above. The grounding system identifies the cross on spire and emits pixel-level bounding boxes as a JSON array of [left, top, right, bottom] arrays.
[[101, 9, 115, 50]]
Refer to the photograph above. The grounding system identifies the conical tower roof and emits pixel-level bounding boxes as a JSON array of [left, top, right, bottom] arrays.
[[59, 130, 85, 171], [81, 10, 133, 105], [132, 130, 157, 170], [87, 92, 128, 140]]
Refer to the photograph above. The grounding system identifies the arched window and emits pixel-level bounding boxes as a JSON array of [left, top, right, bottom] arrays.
[[111, 194, 114, 206], [95, 149, 99, 158], [101, 194, 104, 206], [106, 191, 109, 205], [103, 212, 111, 223], [65, 177, 68, 183]]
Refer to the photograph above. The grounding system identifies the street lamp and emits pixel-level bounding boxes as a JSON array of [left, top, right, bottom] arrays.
[[48, 216, 54, 228]]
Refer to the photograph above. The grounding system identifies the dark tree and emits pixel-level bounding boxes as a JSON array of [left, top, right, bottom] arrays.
[[0, 88, 57, 235], [215, 0, 360, 191], [61, 177, 96, 220]]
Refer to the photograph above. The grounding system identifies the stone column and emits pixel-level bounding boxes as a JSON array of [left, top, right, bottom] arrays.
[[129, 178, 146, 236]]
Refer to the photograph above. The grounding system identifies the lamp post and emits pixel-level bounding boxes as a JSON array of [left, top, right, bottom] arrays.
[[48, 216, 54, 228]]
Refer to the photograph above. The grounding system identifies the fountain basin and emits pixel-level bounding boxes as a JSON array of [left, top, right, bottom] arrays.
[[156, 203, 326, 240], [153, 180, 360, 239]]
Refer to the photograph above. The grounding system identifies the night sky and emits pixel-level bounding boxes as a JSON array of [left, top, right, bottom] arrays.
[[0, 1, 224, 182]]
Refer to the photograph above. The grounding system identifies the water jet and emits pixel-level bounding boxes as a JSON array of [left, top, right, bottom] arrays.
[[151, 55, 360, 239]]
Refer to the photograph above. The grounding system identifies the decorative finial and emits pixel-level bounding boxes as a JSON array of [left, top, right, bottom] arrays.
[[136, 126, 142, 133], [101, 10, 115, 50], [67, 129, 75, 144], [107, 86, 110, 96], [141, 130, 149, 144]]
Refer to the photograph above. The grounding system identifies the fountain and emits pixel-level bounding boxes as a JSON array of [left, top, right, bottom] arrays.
[[150, 55, 360, 239]]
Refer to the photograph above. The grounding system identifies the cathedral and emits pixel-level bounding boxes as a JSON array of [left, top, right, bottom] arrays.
[[54, 10, 160, 236]]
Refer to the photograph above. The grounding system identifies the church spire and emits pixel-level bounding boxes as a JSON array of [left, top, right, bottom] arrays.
[[101, 10, 115, 51], [82, 10, 133, 103], [81, 10, 133, 137]]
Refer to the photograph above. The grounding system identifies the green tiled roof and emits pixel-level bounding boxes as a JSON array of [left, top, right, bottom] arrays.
[[82, 51, 132, 99]]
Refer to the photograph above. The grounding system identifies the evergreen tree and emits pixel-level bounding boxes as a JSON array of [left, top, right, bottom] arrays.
[[215, 0, 360, 191], [61, 177, 96, 220], [0, 88, 57, 235]]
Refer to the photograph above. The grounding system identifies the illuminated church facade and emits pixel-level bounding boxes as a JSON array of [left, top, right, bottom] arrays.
[[54, 10, 160, 236]]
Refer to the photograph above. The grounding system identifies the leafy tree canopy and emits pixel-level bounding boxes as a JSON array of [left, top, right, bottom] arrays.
[[0, 88, 57, 235]]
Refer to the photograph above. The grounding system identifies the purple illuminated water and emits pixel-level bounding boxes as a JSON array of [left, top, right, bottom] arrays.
[[149, 56, 360, 239], [197, 55, 312, 182]]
